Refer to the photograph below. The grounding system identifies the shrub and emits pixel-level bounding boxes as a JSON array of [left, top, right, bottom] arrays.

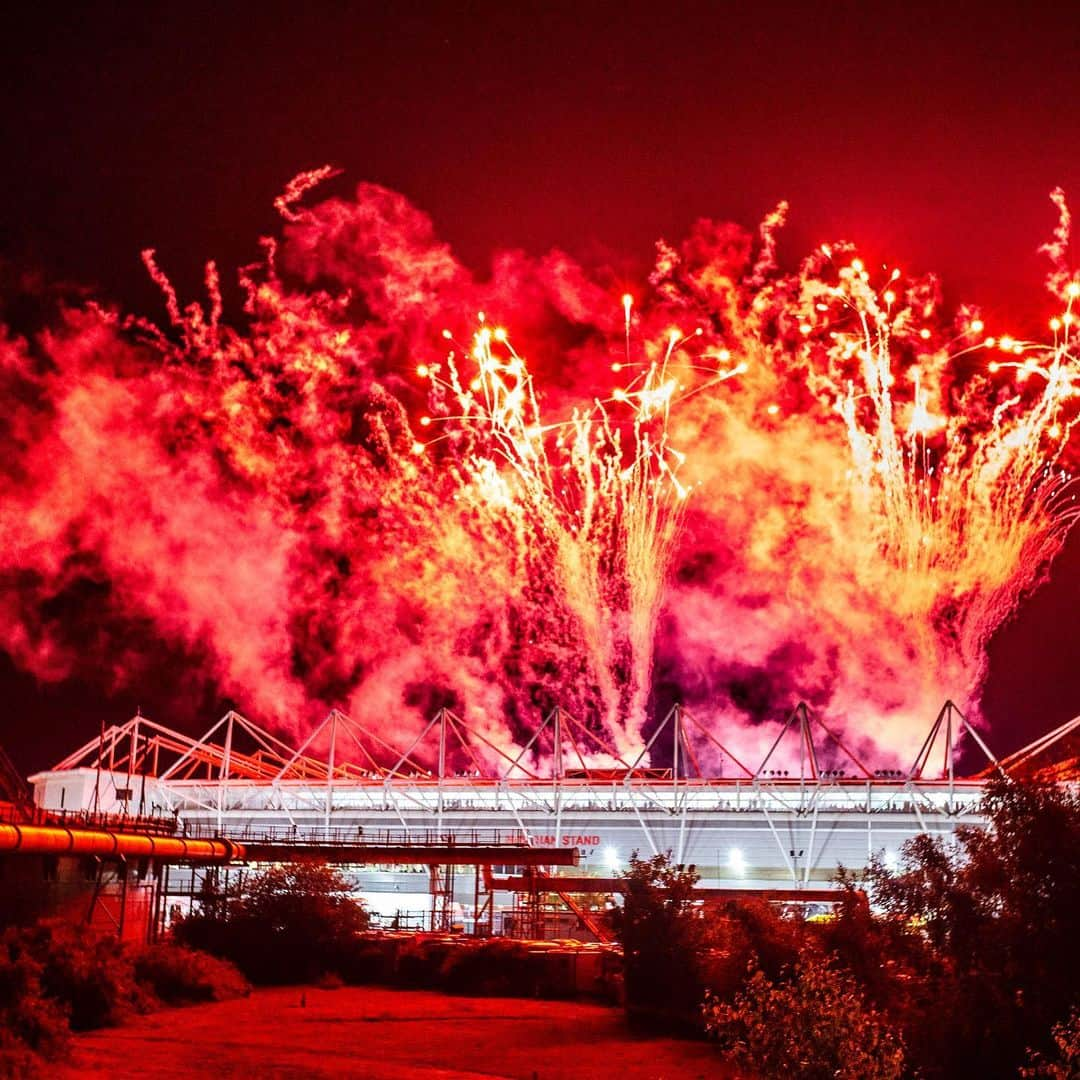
[[132, 943, 249, 1005], [696, 945, 750, 1006], [697, 894, 805, 1004], [716, 896, 803, 979], [0, 925, 250, 1074], [10, 922, 143, 1031], [175, 863, 369, 984], [814, 880, 917, 1003], [0, 933, 69, 1067], [865, 777, 1080, 1077], [611, 853, 808, 1034], [336, 934, 397, 984], [703, 949, 907, 1080], [395, 936, 456, 988], [438, 938, 533, 996]]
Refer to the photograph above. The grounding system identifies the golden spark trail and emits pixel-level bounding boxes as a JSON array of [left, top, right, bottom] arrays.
[[3, 170, 1077, 770], [794, 239, 1080, 715], [417, 315, 688, 751]]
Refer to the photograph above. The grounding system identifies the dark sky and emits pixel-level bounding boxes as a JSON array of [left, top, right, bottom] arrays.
[[2, 1, 1079, 773]]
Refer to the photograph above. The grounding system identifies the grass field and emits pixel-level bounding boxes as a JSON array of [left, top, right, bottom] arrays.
[[55, 985, 738, 1079]]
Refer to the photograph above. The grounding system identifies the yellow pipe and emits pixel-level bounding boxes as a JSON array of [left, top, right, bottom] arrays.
[[0, 824, 243, 863]]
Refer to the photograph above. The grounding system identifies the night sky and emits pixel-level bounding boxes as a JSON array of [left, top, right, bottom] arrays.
[[2, 1, 1079, 774]]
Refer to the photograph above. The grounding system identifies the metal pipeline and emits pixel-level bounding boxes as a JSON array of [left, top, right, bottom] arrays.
[[0, 824, 243, 863]]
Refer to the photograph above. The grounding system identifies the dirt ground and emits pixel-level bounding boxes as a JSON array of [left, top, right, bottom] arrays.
[[54, 985, 739, 1079]]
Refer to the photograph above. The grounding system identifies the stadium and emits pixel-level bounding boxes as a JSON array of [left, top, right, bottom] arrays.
[[21, 699, 1080, 940]]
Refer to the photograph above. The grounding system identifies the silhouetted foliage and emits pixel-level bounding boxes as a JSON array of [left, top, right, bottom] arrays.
[[12, 921, 143, 1030], [856, 777, 1080, 1078], [611, 853, 811, 1034], [713, 894, 804, 981], [0, 922, 243, 1074], [614, 782, 1080, 1078], [176, 863, 369, 984], [394, 934, 458, 987], [0, 928, 69, 1075], [610, 853, 719, 1033], [438, 938, 536, 996], [1022, 1009, 1080, 1079], [703, 949, 907, 1080], [691, 894, 807, 1009], [815, 877, 915, 1002], [132, 943, 249, 1005]]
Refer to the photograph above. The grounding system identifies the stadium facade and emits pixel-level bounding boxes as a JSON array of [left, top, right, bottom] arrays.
[[25, 701, 1079, 936]]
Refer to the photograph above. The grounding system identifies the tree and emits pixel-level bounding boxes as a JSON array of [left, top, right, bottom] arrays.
[[610, 852, 807, 1034], [609, 852, 726, 1032], [1022, 1009, 1080, 1079], [176, 863, 369, 984], [859, 777, 1080, 1077]]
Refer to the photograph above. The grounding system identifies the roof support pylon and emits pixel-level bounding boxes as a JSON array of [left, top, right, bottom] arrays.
[[755, 702, 873, 782], [908, 700, 1003, 783], [757, 703, 819, 781]]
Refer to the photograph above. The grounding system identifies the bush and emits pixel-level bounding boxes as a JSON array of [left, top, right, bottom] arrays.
[[438, 938, 534, 996], [703, 949, 907, 1080], [611, 854, 808, 1034], [395, 936, 456, 988], [0, 932, 69, 1068], [132, 943, 249, 1005], [175, 863, 369, 984], [814, 880, 918, 1003], [0, 924, 249, 1074], [10, 922, 143, 1031], [691, 898, 806, 1018], [336, 934, 398, 984]]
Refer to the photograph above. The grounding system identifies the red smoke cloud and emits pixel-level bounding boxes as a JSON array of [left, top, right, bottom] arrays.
[[0, 175, 1075, 768]]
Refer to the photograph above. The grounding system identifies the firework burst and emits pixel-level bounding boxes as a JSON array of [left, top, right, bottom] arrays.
[[413, 311, 688, 754], [0, 174, 1075, 765]]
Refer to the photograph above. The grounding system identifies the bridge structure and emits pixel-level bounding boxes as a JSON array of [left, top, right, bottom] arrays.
[[25, 701, 1080, 937]]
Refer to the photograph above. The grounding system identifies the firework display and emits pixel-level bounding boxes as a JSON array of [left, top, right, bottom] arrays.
[[0, 174, 1075, 766]]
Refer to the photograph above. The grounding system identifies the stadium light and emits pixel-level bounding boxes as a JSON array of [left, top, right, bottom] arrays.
[[728, 847, 746, 876]]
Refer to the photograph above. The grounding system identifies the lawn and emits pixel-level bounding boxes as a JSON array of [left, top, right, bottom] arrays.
[[55, 985, 738, 1079]]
